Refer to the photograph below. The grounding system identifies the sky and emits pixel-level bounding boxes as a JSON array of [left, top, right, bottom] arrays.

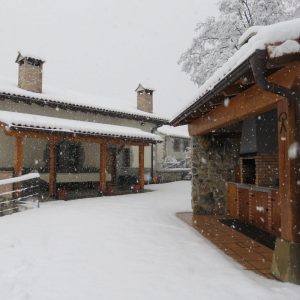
[[0, 0, 219, 119]]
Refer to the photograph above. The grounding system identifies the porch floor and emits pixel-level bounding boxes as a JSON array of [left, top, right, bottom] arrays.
[[177, 212, 276, 280]]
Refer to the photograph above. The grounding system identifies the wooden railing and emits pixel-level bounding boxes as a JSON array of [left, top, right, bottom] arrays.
[[0, 173, 40, 216], [227, 182, 281, 237]]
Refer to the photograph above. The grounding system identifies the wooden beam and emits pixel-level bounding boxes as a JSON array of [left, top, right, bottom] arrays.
[[189, 62, 300, 136], [3, 128, 151, 146], [99, 143, 107, 193], [139, 145, 145, 190], [222, 83, 254, 97], [49, 139, 57, 198], [277, 98, 300, 242]]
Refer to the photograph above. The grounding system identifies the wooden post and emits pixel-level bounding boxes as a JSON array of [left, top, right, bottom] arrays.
[[99, 143, 107, 193], [14, 135, 24, 195], [14, 136, 24, 177], [49, 140, 57, 198], [110, 148, 117, 184], [277, 98, 300, 242], [139, 145, 145, 190], [272, 97, 300, 283]]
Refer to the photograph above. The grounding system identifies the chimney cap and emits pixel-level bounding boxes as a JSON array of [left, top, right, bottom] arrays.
[[15, 51, 45, 65], [135, 83, 155, 93]]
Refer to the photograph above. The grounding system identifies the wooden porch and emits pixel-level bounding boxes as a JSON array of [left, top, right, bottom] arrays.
[[0, 111, 161, 200], [177, 212, 275, 279]]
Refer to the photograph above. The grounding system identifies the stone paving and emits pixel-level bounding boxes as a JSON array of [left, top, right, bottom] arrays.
[[177, 212, 276, 280]]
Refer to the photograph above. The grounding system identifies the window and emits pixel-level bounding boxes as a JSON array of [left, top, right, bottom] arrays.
[[123, 148, 131, 168], [44, 141, 84, 173], [173, 138, 181, 152], [183, 139, 189, 151], [57, 141, 84, 172]]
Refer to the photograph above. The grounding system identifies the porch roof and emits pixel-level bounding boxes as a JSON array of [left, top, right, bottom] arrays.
[[0, 110, 162, 144], [157, 125, 189, 139], [171, 18, 300, 126]]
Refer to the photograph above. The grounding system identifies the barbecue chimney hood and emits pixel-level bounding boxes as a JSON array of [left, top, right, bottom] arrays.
[[240, 110, 278, 155]]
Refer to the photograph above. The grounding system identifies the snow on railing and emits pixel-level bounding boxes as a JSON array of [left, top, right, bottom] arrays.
[[0, 172, 40, 186], [0, 172, 41, 216]]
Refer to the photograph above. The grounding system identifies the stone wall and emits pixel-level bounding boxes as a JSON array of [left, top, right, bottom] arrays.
[[155, 169, 190, 183], [191, 135, 240, 215], [18, 62, 43, 93], [137, 91, 153, 113]]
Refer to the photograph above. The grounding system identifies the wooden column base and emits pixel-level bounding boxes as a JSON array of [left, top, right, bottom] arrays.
[[132, 184, 141, 193], [272, 238, 300, 284]]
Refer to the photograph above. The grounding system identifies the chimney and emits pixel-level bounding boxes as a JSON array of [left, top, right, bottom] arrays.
[[15, 52, 45, 93], [239, 110, 278, 186], [135, 83, 154, 113]]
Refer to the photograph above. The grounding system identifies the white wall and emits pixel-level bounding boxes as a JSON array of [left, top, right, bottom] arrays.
[[131, 145, 151, 169], [0, 131, 14, 168], [24, 138, 47, 169], [154, 134, 190, 167], [82, 143, 100, 169]]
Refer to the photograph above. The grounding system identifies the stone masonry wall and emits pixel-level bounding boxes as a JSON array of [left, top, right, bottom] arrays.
[[18, 63, 43, 93], [155, 169, 190, 183], [191, 135, 240, 215], [137, 92, 153, 113]]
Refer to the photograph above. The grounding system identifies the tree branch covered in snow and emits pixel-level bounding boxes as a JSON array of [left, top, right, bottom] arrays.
[[178, 0, 299, 86]]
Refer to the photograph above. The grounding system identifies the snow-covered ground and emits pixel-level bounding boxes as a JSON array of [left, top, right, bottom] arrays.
[[0, 182, 299, 300]]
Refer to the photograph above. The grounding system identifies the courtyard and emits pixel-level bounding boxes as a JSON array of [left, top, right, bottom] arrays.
[[0, 181, 299, 299]]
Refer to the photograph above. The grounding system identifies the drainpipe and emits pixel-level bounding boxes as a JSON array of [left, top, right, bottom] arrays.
[[249, 49, 299, 101]]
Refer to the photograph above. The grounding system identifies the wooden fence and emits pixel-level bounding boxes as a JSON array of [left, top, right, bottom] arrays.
[[0, 173, 40, 216]]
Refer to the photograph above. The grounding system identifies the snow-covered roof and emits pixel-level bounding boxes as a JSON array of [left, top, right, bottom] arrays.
[[0, 78, 168, 124], [0, 110, 162, 143], [157, 125, 190, 139], [268, 40, 300, 58], [238, 26, 264, 47], [172, 18, 300, 125]]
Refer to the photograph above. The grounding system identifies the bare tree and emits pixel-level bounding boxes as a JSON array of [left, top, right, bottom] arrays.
[[179, 0, 298, 86]]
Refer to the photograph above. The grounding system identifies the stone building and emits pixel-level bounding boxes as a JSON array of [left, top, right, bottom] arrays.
[[154, 125, 191, 182], [171, 19, 300, 284], [0, 52, 168, 199]]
